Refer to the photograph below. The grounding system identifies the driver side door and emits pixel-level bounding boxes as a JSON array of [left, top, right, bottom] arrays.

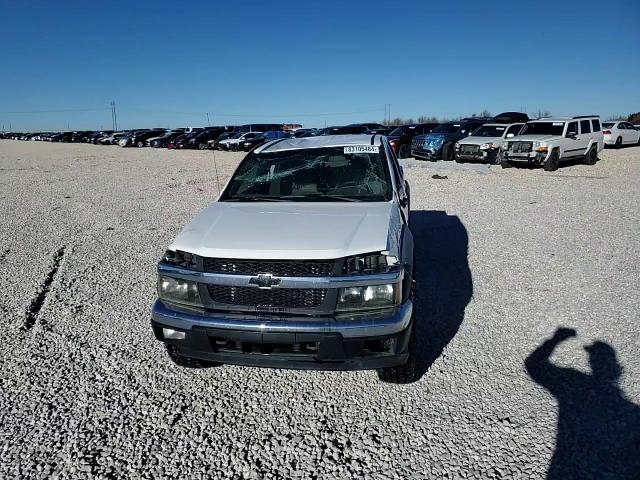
[[564, 121, 581, 157]]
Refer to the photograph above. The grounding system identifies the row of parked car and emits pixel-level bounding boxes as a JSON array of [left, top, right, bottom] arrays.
[[406, 113, 640, 171], [3, 117, 638, 170], [0, 122, 396, 152]]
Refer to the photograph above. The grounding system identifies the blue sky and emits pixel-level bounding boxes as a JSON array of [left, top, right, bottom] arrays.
[[1, 0, 638, 131]]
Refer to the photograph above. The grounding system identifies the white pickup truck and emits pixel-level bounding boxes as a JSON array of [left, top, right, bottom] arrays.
[[151, 135, 417, 383], [501, 116, 604, 171]]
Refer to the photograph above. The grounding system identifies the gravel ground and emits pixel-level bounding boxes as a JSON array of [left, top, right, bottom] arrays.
[[1, 140, 639, 479]]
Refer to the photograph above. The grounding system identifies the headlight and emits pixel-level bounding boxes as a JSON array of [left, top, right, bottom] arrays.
[[534, 142, 548, 153], [158, 275, 202, 306], [344, 253, 398, 274], [163, 250, 198, 269], [336, 283, 401, 312], [502, 141, 510, 150], [480, 143, 493, 150]]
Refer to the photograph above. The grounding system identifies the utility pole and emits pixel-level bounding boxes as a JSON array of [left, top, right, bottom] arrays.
[[206, 112, 210, 126], [110, 101, 118, 131]]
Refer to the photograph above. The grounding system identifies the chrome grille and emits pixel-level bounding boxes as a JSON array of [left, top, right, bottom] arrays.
[[202, 258, 334, 277], [460, 144, 479, 154], [207, 285, 327, 308], [512, 142, 532, 153]]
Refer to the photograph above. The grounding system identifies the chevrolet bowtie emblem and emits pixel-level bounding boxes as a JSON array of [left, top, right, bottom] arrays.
[[248, 273, 281, 289]]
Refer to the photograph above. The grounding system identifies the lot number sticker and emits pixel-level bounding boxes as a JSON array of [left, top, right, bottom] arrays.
[[344, 145, 379, 154]]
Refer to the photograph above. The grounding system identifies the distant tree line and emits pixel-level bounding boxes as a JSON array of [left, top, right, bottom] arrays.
[[625, 112, 640, 123]]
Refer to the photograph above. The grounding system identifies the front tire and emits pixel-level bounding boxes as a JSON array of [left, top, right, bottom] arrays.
[[584, 145, 598, 165], [543, 150, 560, 171], [165, 345, 221, 368], [442, 142, 454, 161], [378, 323, 418, 384], [198, 143, 206, 150], [136, 141, 144, 148]]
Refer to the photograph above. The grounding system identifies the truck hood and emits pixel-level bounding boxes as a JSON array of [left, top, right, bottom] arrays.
[[458, 135, 502, 146], [510, 134, 561, 142], [170, 201, 398, 260]]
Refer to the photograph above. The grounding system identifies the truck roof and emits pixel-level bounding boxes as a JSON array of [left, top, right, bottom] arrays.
[[255, 134, 383, 153]]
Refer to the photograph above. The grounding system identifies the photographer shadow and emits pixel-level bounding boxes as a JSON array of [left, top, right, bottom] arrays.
[[526, 329, 640, 479], [409, 210, 473, 382]]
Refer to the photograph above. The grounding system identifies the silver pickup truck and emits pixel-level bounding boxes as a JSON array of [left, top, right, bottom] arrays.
[[151, 134, 417, 383]]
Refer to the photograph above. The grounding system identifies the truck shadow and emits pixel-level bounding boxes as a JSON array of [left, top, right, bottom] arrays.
[[410, 210, 473, 382]]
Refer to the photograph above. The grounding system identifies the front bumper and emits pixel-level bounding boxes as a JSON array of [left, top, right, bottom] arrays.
[[411, 148, 440, 160], [503, 151, 547, 164], [455, 149, 492, 162], [151, 299, 413, 370]]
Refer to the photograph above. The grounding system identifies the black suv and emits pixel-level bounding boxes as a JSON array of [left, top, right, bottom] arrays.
[[411, 118, 490, 161]]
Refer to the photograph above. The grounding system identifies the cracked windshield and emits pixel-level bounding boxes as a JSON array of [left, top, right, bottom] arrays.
[[221, 146, 392, 202]]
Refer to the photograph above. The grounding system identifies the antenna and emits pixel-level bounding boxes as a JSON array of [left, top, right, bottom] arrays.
[[211, 144, 222, 196]]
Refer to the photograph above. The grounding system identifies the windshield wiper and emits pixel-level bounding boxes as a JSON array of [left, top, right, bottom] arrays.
[[278, 194, 362, 202], [224, 196, 288, 202]]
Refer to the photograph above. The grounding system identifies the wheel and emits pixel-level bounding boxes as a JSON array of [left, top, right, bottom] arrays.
[[198, 143, 206, 150], [165, 344, 220, 368], [378, 321, 418, 384], [492, 150, 503, 165], [584, 145, 598, 165], [442, 142, 454, 161], [398, 144, 410, 159], [543, 150, 559, 171], [615, 136, 622, 149], [136, 141, 144, 148], [454, 153, 464, 163], [500, 159, 513, 168]]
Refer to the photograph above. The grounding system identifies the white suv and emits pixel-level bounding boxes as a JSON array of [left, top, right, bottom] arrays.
[[501, 116, 604, 171], [454, 123, 524, 164]]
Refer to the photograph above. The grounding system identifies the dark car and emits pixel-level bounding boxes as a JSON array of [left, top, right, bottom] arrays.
[[411, 118, 490, 161], [87, 131, 113, 144], [387, 123, 438, 159], [167, 133, 189, 149], [128, 130, 166, 147], [235, 124, 283, 134], [238, 130, 291, 151], [319, 125, 371, 135], [183, 128, 227, 150], [171, 131, 203, 149], [149, 131, 185, 148], [290, 128, 316, 138], [71, 131, 93, 143]]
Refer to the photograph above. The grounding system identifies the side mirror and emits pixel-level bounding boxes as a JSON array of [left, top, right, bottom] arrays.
[[566, 133, 577, 139]]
